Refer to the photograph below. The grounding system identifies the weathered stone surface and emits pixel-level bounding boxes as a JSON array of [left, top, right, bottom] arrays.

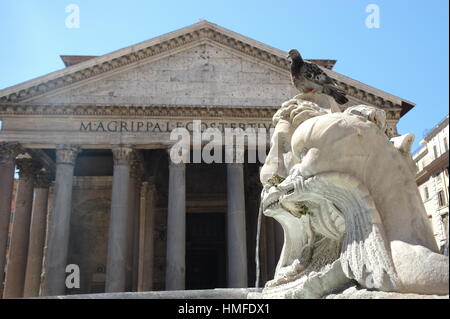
[[0, 142, 24, 296], [39, 288, 260, 299], [55, 145, 80, 165], [68, 180, 111, 295], [248, 286, 449, 299], [137, 181, 156, 292], [3, 159, 36, 298], [23, 178, 50, 297], [165, 161, 186, 290], [28, 44, 297, 107], [43, 146, 80, 296], [227, 163, 247, 288], [325, 286, 449, 299], [105, 147, 133, 292]]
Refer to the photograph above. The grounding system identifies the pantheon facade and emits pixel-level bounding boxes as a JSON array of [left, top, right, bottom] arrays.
[[0, 21, 414, 297]]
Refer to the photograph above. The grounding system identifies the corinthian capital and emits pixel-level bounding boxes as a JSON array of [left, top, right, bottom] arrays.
[[34, 169, 52, 188], [16, 156, 41, 180], [0, 142, 24, 165], [56, 145, 81, 165], [112, 146, 134, 166]]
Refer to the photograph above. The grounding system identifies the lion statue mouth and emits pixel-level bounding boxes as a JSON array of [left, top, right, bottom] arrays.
[[261, 170, 390, 298], [258, 94, 449, 298]]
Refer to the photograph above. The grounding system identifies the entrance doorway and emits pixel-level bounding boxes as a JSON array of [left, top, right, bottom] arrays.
[[186, 212, 226, 289]]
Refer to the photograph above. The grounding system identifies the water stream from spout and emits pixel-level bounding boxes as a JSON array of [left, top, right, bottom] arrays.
[[255, 189, 265, 288]]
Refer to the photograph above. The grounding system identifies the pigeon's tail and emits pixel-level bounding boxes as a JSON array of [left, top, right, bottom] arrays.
[[324, 85, 348, 105]]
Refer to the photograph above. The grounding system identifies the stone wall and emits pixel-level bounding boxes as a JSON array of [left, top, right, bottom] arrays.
[[66, 177, 112, 294]]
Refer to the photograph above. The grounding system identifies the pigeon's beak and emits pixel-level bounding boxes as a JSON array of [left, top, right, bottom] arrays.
[[286, 54, 291, 60]]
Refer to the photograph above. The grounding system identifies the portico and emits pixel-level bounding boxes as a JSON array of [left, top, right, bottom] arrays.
[[0, 142, 263, 296]]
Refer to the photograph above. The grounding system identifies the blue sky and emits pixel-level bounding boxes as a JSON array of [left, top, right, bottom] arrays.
[[0, 0, 448, 151]]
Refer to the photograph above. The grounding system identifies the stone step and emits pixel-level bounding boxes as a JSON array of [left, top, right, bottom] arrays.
[[38, 288, 262, 299]]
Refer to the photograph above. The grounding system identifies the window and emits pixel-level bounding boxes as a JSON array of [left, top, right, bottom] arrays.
[[424, 186, 430, 200], [442, 213, 449, 237], [433, 145, 438, 159], [444, 137, 448, 153], [435, 173, 441, 183], [438, 190, 446, 207]]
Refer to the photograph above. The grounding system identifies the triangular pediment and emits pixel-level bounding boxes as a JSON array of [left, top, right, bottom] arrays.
[[23, 42, 298, 107], [0, 20, 414, 114]]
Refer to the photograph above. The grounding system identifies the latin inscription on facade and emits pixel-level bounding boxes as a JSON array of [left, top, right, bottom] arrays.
[[79, 120, 274, 133]]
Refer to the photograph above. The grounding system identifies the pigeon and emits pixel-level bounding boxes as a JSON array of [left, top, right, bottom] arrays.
[[287, 49, 348, 105]]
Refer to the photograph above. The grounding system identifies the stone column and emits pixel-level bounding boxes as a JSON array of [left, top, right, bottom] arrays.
[[105, 146, 133, 293], [165, 160, 186, 290], [3, 156, 39, 298], [23, 170, 51, 297], [125, 155, 141, 292], [125, 160, 137, 291], [132, 176, 142, 291], [138, 181, 148, 292], [138, 180, 156, 292], [43, 145, 80, 297], [0, 142, 22, 297], [227, 162, 248, 288]]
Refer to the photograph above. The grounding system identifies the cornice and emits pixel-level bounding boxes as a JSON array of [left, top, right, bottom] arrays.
[[0, 24, 411, 114], [0, 103, 279, 119], [422, 115, 449, 142], [0, 103, 402, 120], [338, 82, 400, 110], [416, 151, 449, 185]]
